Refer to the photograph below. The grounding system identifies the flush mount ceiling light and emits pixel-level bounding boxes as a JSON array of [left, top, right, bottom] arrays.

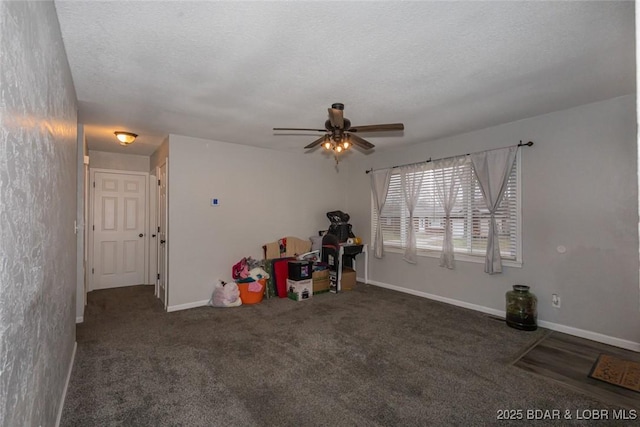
[[114, 131, 138, 145]]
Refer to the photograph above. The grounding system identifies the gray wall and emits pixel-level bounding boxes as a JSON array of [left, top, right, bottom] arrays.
[[150, 136, 169, 172], [347, 95, 639, 346], [89, 149, 150, 172], [167, 135, 348, 308], [0, 2, 78, 426]]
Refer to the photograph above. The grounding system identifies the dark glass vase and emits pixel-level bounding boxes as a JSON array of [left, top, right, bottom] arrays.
[[506, 285, 537, 331]]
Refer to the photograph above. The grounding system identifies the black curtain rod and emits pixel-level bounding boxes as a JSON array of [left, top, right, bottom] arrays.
[[365, 141, 533, 174]]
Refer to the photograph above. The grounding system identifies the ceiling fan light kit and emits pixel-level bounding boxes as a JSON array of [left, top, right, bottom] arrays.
[[274, 103, 404, 164], [322, 134, 350, 155]]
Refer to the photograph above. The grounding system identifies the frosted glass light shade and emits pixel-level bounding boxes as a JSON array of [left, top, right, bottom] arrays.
[[114, 131, 137, 145]]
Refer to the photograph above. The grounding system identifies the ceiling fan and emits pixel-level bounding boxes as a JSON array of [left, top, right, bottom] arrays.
[[273, 103, 404, 162]]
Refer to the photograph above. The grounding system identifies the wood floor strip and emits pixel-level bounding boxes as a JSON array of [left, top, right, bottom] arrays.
[[514, 331, 640, 410]]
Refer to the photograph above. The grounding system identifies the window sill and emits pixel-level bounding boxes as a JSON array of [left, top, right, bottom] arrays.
[[383, 247, 523, 268]]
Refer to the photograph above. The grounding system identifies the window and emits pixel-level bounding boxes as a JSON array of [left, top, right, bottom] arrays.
[[371, 155, 521, 264]]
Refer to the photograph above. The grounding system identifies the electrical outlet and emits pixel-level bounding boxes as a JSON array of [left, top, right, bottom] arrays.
[[552, 293, 561, 308]]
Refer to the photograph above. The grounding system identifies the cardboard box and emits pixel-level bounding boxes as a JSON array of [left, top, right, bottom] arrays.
[[329, 270, 338, 293], [341, 267, 356, 291], [313, 279, 330, 295], [312, 269, 330, 294], [287, 278, 313, 301], [312, 269, 330, 280]]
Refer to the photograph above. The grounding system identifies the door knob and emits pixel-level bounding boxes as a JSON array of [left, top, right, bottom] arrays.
[[139, 233, 144, 238], [160, 239, 166, 244], [152, 234, 156, 238]]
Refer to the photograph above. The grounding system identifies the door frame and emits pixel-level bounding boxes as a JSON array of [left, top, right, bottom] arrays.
[[148, 172, 158, 292], [83, 156, 89, 304], [88, 168, 150, 292], [157, 159, 169, 309]]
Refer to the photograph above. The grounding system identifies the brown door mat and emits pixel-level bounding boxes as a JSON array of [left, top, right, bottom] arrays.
[[589, 354, 640, 393]]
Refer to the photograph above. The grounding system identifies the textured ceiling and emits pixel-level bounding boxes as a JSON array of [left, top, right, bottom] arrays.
[[54, 1, 635, 157]]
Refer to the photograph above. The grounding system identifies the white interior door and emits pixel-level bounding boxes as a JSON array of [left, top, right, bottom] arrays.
[[92, 171, 147, 290], [158, 161, 168, 308]]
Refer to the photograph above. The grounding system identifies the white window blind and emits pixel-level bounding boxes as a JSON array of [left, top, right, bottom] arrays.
[[371, 155, 520, 262]]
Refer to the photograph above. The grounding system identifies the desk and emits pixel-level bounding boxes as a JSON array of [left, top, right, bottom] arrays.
[[337, 243, 368, 291]]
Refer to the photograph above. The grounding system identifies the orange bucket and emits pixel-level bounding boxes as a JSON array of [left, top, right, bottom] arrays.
[[237, 278, 266, 305]]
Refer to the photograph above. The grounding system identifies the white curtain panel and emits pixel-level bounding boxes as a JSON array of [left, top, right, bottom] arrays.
[[470, 146, 517, 274], [401, 166, 425, 264], [433, 156, 465, 269], [370, 169, 392, 259]]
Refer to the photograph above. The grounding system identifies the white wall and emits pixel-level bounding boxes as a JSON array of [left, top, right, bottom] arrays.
[[166, 135, 348, 308], [0, 2, 78, 426], [347, 95, 639, 347], [89, 149, 150, 172]]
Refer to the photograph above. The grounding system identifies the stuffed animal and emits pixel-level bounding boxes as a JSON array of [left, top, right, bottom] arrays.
[[209, 280, 242, 307]]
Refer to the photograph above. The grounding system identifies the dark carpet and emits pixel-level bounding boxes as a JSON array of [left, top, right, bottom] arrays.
[[61, 284, 627, 426]]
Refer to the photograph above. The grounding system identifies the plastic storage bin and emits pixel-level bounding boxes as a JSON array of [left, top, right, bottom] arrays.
[[288, 260, 312, 281]]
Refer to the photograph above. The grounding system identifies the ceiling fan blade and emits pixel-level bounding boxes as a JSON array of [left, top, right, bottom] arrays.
[[348, 123, 404, 133], [348, 133, 375, 150], [274, 127, 325, 132], [304, 135, 327, 150], [328, 108, 344, 129]]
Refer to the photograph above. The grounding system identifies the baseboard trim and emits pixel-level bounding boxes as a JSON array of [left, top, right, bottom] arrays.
[[367, 279, 505, 317], [55, 341, 77, 427], [167, 299, 209, 312], [367, 279, 640, 353], [536, 320, 640, 352], [75, 316, 83, 324]]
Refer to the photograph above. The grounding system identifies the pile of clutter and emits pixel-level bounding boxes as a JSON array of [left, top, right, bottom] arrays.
[[208, 256, 270, 308]]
